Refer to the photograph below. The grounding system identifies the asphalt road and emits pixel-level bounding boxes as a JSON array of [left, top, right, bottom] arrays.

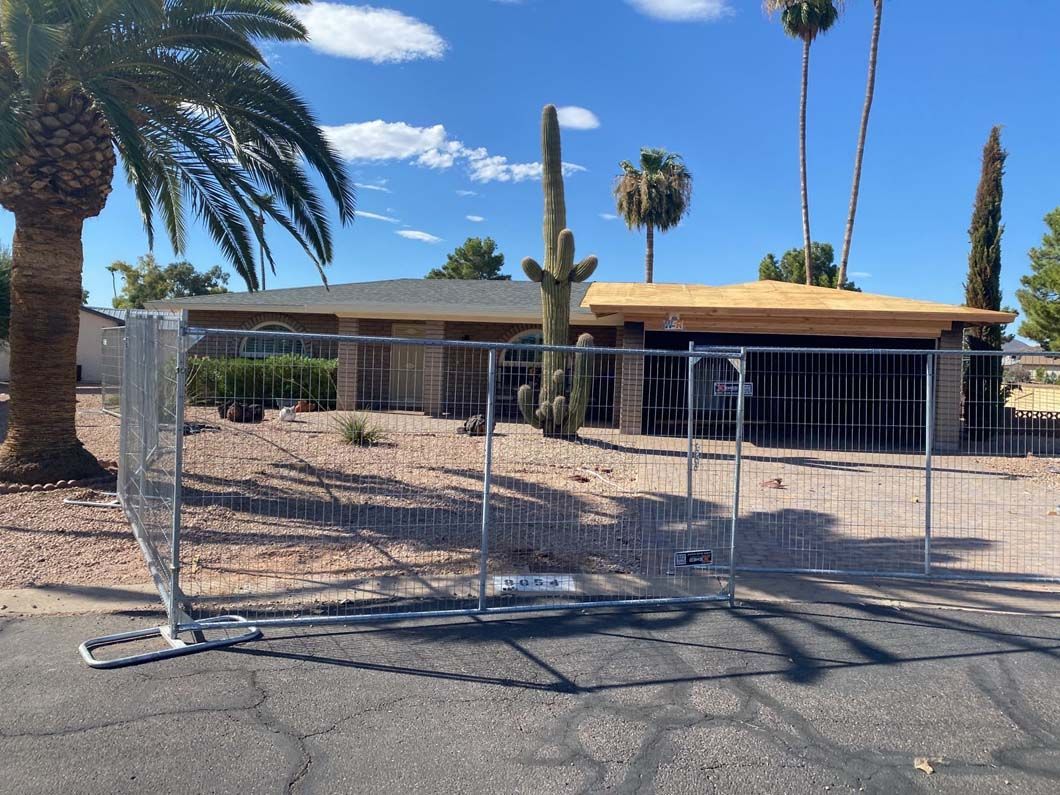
[[1, 602, 1059, 794]]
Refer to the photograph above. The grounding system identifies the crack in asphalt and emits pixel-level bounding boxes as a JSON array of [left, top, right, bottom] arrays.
[[968, 657, 1060, 781]]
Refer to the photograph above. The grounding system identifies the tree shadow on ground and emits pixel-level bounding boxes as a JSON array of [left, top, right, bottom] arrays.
[[221, 600, 1060, 693], [579, 434, 1024, 479]]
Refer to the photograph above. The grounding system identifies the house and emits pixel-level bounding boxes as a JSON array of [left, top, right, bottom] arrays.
[[0, 305, 124, 384], [1002, 340, 1060, 381], [150, 278, 1015, 449]]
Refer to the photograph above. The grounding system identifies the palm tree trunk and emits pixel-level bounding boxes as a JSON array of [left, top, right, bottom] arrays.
[[645, 223, 655, 283], [800, 36, 813, 286], [0, 213, 105, 484], [837, 0, 883, 290]]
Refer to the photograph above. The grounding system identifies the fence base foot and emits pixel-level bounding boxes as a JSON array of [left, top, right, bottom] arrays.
[[79, 615, 260, 669]]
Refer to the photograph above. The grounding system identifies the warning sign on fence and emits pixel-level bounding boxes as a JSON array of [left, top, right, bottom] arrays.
[[713, 381, 753, 397], [674, 549, 714, 568]]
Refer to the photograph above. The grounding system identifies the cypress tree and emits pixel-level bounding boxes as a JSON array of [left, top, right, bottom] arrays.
[[963, 126, 1007, 435], [964, 126, 1006, 349]]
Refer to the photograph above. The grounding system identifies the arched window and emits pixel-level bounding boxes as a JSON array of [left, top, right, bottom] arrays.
[[240, 322, 307, 359], [502, 329, 544, 367]]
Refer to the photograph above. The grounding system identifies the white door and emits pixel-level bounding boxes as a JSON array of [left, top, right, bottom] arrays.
[[390, 323, 425, 410]]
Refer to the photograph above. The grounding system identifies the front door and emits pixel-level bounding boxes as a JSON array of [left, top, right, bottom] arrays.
[[389, 323, 425, 410]]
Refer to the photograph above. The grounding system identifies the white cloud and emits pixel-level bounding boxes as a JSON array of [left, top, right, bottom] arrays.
[[599, 212, 618, 221], [323, 120, 586, 184], [626, 0, 732, 22], [355, 181, 391, 193], [397, 230, 442, 243], [849, 271, 873, 278], [556, 106, 601, 130], [357, 210, 399, 223], [466, 215, 485, 222], [456, 189, 478, 197], [325, 121, 449, 161], [464, 148, 586, 183], [294, 4, 447, 63]]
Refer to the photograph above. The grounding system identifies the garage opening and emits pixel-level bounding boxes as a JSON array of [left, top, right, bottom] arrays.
[[642, 332, 935, 450]]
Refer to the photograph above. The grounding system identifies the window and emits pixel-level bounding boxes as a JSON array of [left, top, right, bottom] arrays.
[[503, 329, 544, 367], [240, 322, 306, 359]]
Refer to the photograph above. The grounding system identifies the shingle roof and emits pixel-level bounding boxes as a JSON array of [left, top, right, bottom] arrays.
[[82, 306, 127, 324], [1003, 339, 1040, 353], [151, 278, 594, 319]]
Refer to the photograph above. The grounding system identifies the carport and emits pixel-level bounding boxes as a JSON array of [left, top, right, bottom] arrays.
[[582, 281, 1016, 450]]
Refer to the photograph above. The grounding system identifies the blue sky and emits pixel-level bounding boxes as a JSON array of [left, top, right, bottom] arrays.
[[5, 0, 1058, 315]]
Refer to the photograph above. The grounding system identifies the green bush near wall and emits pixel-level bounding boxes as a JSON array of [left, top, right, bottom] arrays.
[[186, 355, 338, 407]]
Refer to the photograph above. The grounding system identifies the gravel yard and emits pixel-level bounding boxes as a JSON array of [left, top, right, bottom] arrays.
[[2, 387, 1059, 606]]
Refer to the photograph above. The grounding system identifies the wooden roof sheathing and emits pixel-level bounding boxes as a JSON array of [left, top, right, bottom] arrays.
[[581, 281, 1015, 339]]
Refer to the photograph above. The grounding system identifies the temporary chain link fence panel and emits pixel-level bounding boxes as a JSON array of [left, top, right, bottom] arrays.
[[100, 326, 124, 418], [116, 312, 183, 615], [713, 346, 1060, 582], [84, 324, 1060, 666], [173, 328, 740, 630], [932, 348, 1060, 581]]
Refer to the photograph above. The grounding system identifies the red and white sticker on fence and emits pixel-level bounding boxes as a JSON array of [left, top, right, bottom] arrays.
[[674, 549, 713, 568], [713, 382, 753, 397], [494, 575, 577, 593]]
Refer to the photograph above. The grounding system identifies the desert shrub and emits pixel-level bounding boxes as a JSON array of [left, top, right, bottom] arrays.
[[186, 355, 337, 407], [334, 414, 383, 446]]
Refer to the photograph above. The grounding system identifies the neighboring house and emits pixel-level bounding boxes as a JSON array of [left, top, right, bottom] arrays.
[[150, 278, 1014, 449], [0, 306, 124, 384], [1002, 339, 1042, 367], [1002, 340, 1060, 380]]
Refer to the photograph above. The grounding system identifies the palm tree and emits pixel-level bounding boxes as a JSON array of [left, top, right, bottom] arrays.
[[613, 148, 693, 283], [0, 1, 355, 484], [836, 0, 883, 289], [764, 0, 842, 285]]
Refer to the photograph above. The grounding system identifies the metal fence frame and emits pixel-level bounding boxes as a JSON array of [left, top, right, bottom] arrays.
[[99, 326, 124, 418], [82, 316, 1060, 667]]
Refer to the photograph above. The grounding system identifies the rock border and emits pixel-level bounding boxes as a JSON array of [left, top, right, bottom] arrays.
[[0, 460, 118, 495]]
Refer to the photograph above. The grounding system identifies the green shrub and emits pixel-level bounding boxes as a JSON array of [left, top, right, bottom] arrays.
[[335, 414, 383, 446], [186, 355, 337, 407]]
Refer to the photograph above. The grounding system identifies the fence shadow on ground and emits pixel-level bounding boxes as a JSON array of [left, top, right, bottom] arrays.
[[221, 601, 1060, 693], [170, 453, 1021, 614]]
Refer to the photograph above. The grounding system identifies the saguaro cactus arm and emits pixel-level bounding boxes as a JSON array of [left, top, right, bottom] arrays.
[[563, 333, 594, 435], [571, 255, 598, 283], [522, 257, 543, 282]]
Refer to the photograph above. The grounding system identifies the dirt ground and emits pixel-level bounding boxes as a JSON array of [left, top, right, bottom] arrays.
[[2, 388, 1059, 608]]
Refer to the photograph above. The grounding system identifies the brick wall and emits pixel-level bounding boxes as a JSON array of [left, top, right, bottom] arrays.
[[187, 309, 623, 426], [618, 322, 646, 434], [441, 321, 617, 422], [186, 310, 339, 358], [934, 323, 964, 452]]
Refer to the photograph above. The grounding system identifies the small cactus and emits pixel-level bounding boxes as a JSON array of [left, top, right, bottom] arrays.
[[517, 105, 598, 437]]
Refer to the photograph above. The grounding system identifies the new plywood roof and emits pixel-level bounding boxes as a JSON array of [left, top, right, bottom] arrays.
[[583, 281, 1015, 324]]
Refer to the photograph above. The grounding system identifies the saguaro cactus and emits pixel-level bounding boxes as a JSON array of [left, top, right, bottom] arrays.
[[517, 105, 598, 437]]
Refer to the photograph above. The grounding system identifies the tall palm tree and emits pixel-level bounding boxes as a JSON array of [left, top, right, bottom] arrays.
[[764, 0, 842, 285], [613, 148, 693, 283], [836, 0, 883, 289], [0, 1, 355, 484]]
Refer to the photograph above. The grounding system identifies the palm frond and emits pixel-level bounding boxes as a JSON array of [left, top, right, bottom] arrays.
[[612, 147, 692, 233], [1, 0, 70, 97], [1, 0, 356, 290]]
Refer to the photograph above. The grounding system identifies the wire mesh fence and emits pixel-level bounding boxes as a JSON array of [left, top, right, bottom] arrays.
[[174, 327, 738, 627], [718, 346, 1060, 582], [117, 312, 183, 625], [100, 326, 124, 418], [111, 317, 1060, 647]]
